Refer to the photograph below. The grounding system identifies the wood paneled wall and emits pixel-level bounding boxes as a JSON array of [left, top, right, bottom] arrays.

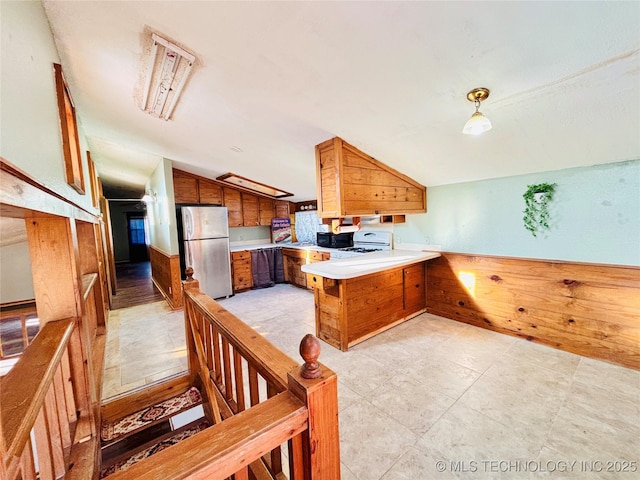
[[426, 252, 640, 370], [149, 246, 182, 309]]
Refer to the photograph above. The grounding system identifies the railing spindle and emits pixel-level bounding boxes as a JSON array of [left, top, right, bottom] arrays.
[[248, 364, 259, 407], [233, 348, 245, 412], [60, 347, 77, 424], [33, 408, 55, 480], [19, 441, 36, 480], [53, 366, 71, 448], [43, 387, 65, 478], [221, 337, 233, 404]]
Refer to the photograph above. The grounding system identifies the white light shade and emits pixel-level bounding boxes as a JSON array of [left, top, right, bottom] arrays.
[[462, 111, 492, 135], [141, 33, 195, 121]]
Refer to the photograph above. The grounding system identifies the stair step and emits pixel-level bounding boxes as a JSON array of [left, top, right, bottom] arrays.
[[101, 386, 202, 444], [100, 419, 209, 478]]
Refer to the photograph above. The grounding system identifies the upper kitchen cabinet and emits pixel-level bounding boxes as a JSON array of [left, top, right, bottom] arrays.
[[274, 200, 291, 218], [315, 137, 426, 217], [241, 193, 260, 226], [173, 170, 223, 205], [259, 197, 275, 226], [173, 170, 199, 204], [199, 179, 223, 204], [223, 187, 243, 227]]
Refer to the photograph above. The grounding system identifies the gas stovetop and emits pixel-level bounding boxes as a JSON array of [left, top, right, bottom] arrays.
[[338, 247, 383, 253], [330, 231, 392, 259]]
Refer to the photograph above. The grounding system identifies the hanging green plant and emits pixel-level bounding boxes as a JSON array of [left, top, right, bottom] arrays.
[[522, 182, 557, 237]]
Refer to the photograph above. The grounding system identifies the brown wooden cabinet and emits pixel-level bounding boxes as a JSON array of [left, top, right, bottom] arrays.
[[274, 200, 291, 218], [403, 262, 425, 314], [224, 188, 243, 227], [315, 137, 426, 217], [313, 260, 428, 351], [173, 169, 293, 227], [199, 179, 223, 204], [282, 248, 329, 289], [241, 193, 260, 226], [173, 170, 223, 205], [231, 250, 252, 292], [173, 170, 199, 204], [259, 197, 274, 226]]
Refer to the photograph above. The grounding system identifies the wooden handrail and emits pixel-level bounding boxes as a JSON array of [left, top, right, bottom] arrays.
[[184, 287, 299, 391], [104, 392, 308, 479], [1, 318, 75, 460]]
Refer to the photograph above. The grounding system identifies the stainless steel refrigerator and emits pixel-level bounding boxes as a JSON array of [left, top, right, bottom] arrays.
[[178, 206, 233, 299]]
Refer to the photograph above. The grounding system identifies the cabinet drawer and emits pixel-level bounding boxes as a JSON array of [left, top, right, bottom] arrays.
[[232, 251, 252, 262]]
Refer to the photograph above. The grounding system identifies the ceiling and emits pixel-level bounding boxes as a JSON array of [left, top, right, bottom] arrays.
[[42, 1, 640, 201]]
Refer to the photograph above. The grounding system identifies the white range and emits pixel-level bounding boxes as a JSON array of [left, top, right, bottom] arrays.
[[329, 230, 392, 259]]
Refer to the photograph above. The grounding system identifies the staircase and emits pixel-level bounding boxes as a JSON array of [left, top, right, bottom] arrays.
[[100, 387, 208, 478]]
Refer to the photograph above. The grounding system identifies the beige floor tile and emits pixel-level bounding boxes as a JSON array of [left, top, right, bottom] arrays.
[[416, 402, 547, 465], [369, 374, 457, 435], [339, 398, 418, 480]]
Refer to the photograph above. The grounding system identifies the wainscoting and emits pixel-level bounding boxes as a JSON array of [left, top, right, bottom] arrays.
[[426, 252, 639, 370], [149, 246, 182, 309]]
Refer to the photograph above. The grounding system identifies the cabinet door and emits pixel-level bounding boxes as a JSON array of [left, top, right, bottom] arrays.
[[403, 263, 425, 314], [274, 200, 290, 218], [173, 171, 199, 204], [223, 188, 243, 227], [291, 257, 307, 288], [242, 193, 259, 226], [199, 180, 223, 205], [231, 251, 253, 291], [259, 197, 274, 226]]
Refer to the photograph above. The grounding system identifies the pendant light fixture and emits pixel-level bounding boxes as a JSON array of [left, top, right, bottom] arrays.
[[462, 87, 492, 135]]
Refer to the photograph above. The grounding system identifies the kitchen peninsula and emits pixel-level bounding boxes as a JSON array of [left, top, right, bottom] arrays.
[[301, 250, 440, 351]]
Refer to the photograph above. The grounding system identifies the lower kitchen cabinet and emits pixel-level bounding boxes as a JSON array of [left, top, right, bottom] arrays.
[[282, 248, 330, 289], [403, 262, 425, 313], [231, 250, 252, 292], [311, 260, 428, 351]]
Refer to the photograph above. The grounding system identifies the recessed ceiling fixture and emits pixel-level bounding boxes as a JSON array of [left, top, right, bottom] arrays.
[[141, 33, 195, 121], [462, 87, 492, 135], [217, 173, 293, 198]]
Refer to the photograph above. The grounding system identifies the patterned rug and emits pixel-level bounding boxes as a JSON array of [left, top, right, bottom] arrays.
[[101, 387, 202, 443], [100, 421, 209, 478]]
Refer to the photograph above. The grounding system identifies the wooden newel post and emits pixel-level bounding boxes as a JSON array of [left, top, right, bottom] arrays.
[[300, 334, 322, 379], [183, 266, 199, 291], [182, 267, 199, 386], [288, 335, 341, 479]]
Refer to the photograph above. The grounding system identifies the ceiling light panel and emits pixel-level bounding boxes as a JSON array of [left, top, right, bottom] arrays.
[[141, 33, 195, 121], [217, 173, 293, 198]]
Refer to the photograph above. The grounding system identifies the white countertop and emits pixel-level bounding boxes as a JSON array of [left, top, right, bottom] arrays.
[[301, 250, 441, 279]]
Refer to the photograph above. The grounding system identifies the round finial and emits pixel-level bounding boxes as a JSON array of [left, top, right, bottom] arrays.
[[185, 267, 194, 281], [299, 334, 322, 379]]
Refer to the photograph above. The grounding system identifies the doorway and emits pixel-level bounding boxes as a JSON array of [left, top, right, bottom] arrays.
[[126, 213, 149, 262]]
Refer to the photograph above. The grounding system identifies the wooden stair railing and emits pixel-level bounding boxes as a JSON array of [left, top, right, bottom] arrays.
[[0, 318, 85, 479], [104, 271, 341, 479]]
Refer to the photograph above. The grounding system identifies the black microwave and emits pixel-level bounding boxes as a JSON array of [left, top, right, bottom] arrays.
[[317, 232, 353, 249]]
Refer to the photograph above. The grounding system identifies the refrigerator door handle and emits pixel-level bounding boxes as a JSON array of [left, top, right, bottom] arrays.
[[185, 240, 194, 268]]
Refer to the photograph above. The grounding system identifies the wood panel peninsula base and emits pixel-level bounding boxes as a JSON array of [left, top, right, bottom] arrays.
[[301, 250, 440, 351]]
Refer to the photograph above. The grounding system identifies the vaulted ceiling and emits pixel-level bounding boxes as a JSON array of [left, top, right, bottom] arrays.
[[42, 1, 640, 201]]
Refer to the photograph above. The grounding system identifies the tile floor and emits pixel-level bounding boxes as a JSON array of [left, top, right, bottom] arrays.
[[103, 284, 640, 479]]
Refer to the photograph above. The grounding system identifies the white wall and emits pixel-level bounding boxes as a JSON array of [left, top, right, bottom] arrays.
[[146, 159, 179, 254], [0, 1, 97, 214], [0, 242, 35, 303], [395, 159, 640, 266]]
